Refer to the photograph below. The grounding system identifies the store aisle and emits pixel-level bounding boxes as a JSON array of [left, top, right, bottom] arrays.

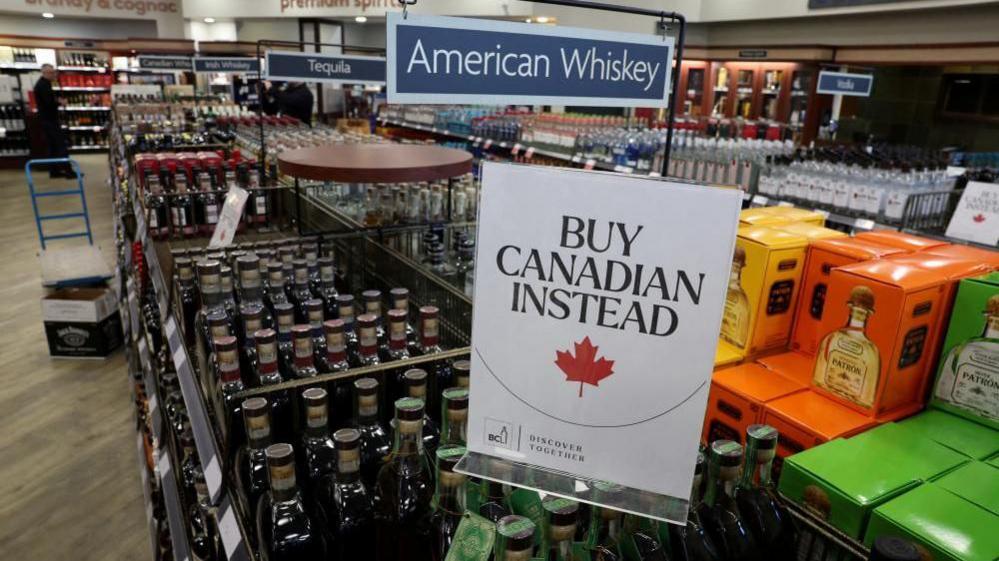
[[0, 155, 149, 560]]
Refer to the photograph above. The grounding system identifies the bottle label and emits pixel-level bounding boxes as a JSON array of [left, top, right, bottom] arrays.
[[720, 287, 749, 349], [211, 324, 229, 339], [360, 325, 377, 349], [201, 274, 221, 295], [358, 394, 378, 418], [339, 305, 354, 323], [241, 269, 260, 289], [269, 462, 296, 492], [218, 349, 241, 382], [325, 330, 345, 351], [444, 512, 495, 561], [294, 337, 312, 359], [950, 350, 999, 420], [820, 337, 874, 407], [306, 404, 327, 428], [422, 317, 439, 339], [394, 297, 408, 311], [258, 342, 278, 371], [320, 266, 335, 283], [366, 300, 381, 314], [246, 414, 271, 441], [308, 309, 323, 327], [245, 317, 262, 334], [390, 320, 406, 342]]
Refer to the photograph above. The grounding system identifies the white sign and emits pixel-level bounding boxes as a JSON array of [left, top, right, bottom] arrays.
[[946, 181, 999, 246], [208, 186, 249, 249], [466, 163, 741, 506]]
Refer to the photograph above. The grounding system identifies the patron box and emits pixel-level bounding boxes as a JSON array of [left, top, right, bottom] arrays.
[[854, 230, 949, 252], [702, 362, 806, 445], [924, 242, 999, 269], [761, 389, 876, 466]]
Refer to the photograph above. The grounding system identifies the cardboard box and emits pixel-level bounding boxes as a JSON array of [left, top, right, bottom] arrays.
[[714, 340, 744, 369], [935, 461, 999, 516], [739, 208, 793, 227], [42, 288, 123, 358], [924, 243, 999, 269], [789, 237, 905, 356], [702, 362, 806, 445], [779, 422, 967, 539], [723, 226, 807, 357], [773, 222, 847, 241], [763, 206, 827, 226], [855, 230, 949, 252], [756, 350, 814, 386], [812, 260, 948, 418], [864, 484, 999, 561], [897, 409, 999, 460], [930, 272, 999, 429]]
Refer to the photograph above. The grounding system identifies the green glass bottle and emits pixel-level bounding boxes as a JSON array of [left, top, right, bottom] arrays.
[[734, 425, 795, 561]]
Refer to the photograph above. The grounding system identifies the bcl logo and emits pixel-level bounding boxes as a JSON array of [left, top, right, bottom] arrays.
[[484, 418, 517, 451]]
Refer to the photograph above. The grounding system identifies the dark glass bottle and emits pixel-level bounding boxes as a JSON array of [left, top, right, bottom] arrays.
[[299, 388, 337, 509], [414, 305, 452, 422], [384, 309, 411, 363], [403, 369, 441, 458], [336, 294, 359, 361], [170, 172, 196, 238], [389, 287, 415, 343], [698, 440, 758, 561], [543, 496, 580, 561], [196, 260, 233, 382], [214, 335, 246, 448], [265, 262, 290, 315], [194, 168, 220, 236], [236, 397, 272, 526], [735, 425, 795, 561], [373, 398, 434, 561], [430, 445, 468, 561], [190, 468, 223, 561], [324, 428, 375, 561], [220, 265, 240, 329], [256, 443, 325, 561], [237, 254, 273, 329], [291, 259, 313, 323], [305, 299, 326, 360], [290, 325, 319, 379], [273, 303, 296, 379], [205, 312, 231, 383], [356, 314, 381, 367], [585, 482, 624, 558], [317, 257, 339, 320], [318, 319, 352, 429], [453, 359, 470, 390], [239, 304, 264, 384], [179, 425, 199, 507], [494, 515, 537, 561], [670, 452, 722, 561], [440, 387, 469, 446], [361, 289, 387, 346], [353, 377, 391, 490], [253, 328, 293, 444], [175, 256, 200, 348], [479, 477, 512, 524]]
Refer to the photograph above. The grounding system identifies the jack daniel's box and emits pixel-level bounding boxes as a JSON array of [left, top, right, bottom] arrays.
[[42, 288, 123, 358]]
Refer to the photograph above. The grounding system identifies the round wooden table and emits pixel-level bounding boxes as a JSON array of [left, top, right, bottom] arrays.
[[277, 144, 473, 183]]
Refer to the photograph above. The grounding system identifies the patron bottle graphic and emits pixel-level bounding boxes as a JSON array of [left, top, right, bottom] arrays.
[[813, 286, 881, 408], [720, 246, 750, 349], [934, 294, 999, 421]]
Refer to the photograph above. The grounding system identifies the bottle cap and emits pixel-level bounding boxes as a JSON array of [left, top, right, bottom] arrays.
[[333, 428, 360, 450], [710, 440, 743, 467], [394, 397, 425, 421], [746, 424, 778, 450], [436, 444, 466, 472], [542, 496, 579, 525], [265, 443, 294, 466], [849, 285, 875, 310], [443, 387, 469, 410], [496, 515, 536, 552], [254, 328, 276, 345]]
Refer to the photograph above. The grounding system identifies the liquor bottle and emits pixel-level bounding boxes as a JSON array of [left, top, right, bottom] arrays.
[[934, 294, 999, 420], [479, 476, 512, 524], [256, 443, 325, 561], [175, 256, 200, 348], [274, 303, 296, 379], [698, 440, 758, 561], [319, 319, 353, 428], [239, 304, 264, 382], [171, 172, 196, 238], [190, 468, 223, 561], [265, 262, 290, 314], [440, 387, 469, 446], [720, 246, 750, 349], [356, 314, 381, 367], [353, 377, 391, 490], [413, 305, 452, 422], [543, 496, 580, 561], [374, 398, 434, 561], [299, 388, 338, 507], [812, 286, 881, 409], [179, 425, 200, 506], [385, 309, 411, 362], [669, 452, 722, 561], [430, 445, 468, 561], [336, 294, 359, 355], [304, 244, 321, 295], [585, 483, 624, 558], [362, 289, 387, 346], [236, 397, 272, 525], [403, 369, 441, 456], [238, 254, 273, 329], [305, 299, 326, 359], [253, 328, 293, 443], [735, 425, 795, 561], [196, 260, 234, 381], [389, 287, 416, 342], [214, 335, 246, 446], [453, 360, 470, 390], [145, 173, 170, 240], [291, 260, 313, 323], [290, 325, 319, 379], [195, 168, 220, 236], [494, 515, 537, 561], [427, 242, 457, 279], [324, 428, 375, 561], [246, 167, 269, 228], [317, 256, 339, 319], [456, 238, 476, 297]]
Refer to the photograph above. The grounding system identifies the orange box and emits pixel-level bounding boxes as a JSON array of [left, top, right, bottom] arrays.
[[812, 260, 949, 418], [703, 363, 806, 445], [790, 237, 906, 356], [854, 231, 949, 252], [762, 390, 878, 478], [756, 350, 815, 386], [740, 208, 792, 227], [923, 243, 999, 269], [774, 222, 847, 241]]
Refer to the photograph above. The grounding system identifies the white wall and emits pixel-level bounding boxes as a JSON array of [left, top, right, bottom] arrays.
[[343, 21, 386, 49], [0, 14, 158, 38], [186, 21, 239, 42]]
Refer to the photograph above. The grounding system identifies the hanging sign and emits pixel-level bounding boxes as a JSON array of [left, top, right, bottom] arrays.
[[137, 55, 193, 71], [945, 181, 999, 246], [387, 13, 674, 107], [208, 186, 249, 249], [193, 57, 261, 74], [457, 163, 741, 522], [817, 70, 874, 96], [264, 51, 385, 85]]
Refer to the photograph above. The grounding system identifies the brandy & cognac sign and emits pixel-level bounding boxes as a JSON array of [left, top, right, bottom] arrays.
[[463, 163, 741, 520]]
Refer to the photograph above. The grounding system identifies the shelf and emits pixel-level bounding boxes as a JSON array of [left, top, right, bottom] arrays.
[[57, 65, 107, 72], [157, 448, 193, 561], [54, 86, 110, 92], [64, 125, 108, 131], [0, 62, 40, 70], [69, 145, 108, 150], [0, 151, 30, 157], [749, 194, 885, 231], [60, 106, 111, 111]]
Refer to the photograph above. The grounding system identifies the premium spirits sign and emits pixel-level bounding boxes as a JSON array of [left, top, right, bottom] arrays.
[[817, 70, 874, 96], [461, 163, 741, 521], [193, 57, 261, 74], [264, 51, 386, 85], [387, 13, 674, 107]]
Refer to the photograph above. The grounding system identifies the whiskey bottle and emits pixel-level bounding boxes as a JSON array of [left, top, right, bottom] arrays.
[[237, 397, 272, 525], [196, 260, 234, 381], [414, 305, 452, 421], [299, 388, 338, 507], [220, 265, 240, 328], [274, 303, 296, 379], [305, 299, 327, 359], [813, 286, 881, 408], [403, 369, 441, 455], [699, 440, 758, 561], [542, 496, 580, 561], [430, 445, 468, 561], [190, 468, 223, 561], [179, 425, 200, 506], [325, 428, 375, 561], [494, 515, 537, 561], [440, 387, 469, 446], [291, 260, 314, 323], [934, 294, 999, 421], [720, 246, 750, 349], [214, 335, 246, 446], [389, 287, 416, 342], [238, 254, 273, 329], [175, 256, 200, 348], [171, 172, 197, 238], [735, 425, 795, 561], [256, 443, 325, 561], [456, 238, 476, 297], [265, 262, 290, 314], [356, 314, 381, 367], [669, 452, 722, 561], [195, 168, 220, 236], [290, 325, 319, 379], [453, 360, 471, 390], [362, 289, 387, 345], [317, 257, 339, 319], [318, 319, 352, 428], [336, 294, 359, 357], [239, 305, 264, 381], [253, 329, 293, 443], [353, 377, 391, 490], [374, 398, 435, 561], [385, 309, 411, 362]]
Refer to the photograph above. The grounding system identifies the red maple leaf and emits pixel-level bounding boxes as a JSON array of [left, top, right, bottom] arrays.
[[554, 337, 615, 397], [973, 214, 986, 223]]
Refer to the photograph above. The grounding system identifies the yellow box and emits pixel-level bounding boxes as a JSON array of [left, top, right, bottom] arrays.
[[721, 226, 808, 357], [774, 222, 847, 241], [740, 207, 793, 227], [715, 340, 745, 369], [765, 206, 827, 226]]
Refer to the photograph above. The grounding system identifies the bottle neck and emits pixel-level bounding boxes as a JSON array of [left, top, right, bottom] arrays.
[[337, 449, 361, 483], [442, 410, 468, 445], [391, 419, 425, 473], [984, 314, 999, 339], [435, 470, 466, 514], [729, 264, 742, 286], [704, 464, 738, 506], [420, 318, 440, 351], [356, 394, 378, 424], [358, 325, 378, 358], [738, 443, 775, 490], [240, 283, 262, 305], [269, 464, 298, 502], [847, 304, 872, 329]]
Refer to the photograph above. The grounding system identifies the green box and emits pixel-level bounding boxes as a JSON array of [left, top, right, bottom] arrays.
[[778, 424, 968, 538], [930, 273, 999, 430], [990, 454, 999, 469], [896, 409, 999, 460], [864, 483, 999, 561], [935, 461, 999, 516]]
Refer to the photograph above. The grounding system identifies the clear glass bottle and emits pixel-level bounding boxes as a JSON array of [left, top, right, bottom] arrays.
[[456, 238, 476, 297], [669, 452, 722, 561], [813, 286, 881, 408], [698, 440, 758, 561], [256, 443, 325, 561], [353, 377, 391, 490], [236, 397, 272, 524], [543, 496, 580, 561], [440, 387, 469, 446], [720, 246, 750, 349], [430, 445, 468, 561], [325, 428, 375, 561], [299, 388, 337, 506], [290, 325, 319, 379], [934, 294, 999, 421], [735, 425, 795, 561]]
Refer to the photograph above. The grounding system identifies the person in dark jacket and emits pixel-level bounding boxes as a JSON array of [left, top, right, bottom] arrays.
[[34, 64, 73, 178], [263, 81, 314, 126]]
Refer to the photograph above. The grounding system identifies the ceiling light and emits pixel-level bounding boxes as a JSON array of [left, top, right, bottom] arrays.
[[203, 17, 216, 23], [525, 18, 532, 23], [42, 12, 54, 18], [535, 16, 550, 23], [355, 16, 368, 23]]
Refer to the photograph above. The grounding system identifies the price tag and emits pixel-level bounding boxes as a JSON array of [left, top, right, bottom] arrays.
[[511, 143, 523, 155], [777, 201, 794, 207], [208, 186, 249, 249], [483, 139, 493, 149], [218, 503, 243, 560], [752, 195, 769, 206], [584, 159, 596, 170], [815, 209, 830, 218], [571, 154, 582, 163], [854, 218, 876, 230], [946, 166, 967, 177], [524, 147, 535, 159], [613, 165, 634, 174], [648, 171, 662, 178]]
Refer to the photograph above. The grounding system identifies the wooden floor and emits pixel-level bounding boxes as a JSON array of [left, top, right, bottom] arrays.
[[0, 155, 150, 560]]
